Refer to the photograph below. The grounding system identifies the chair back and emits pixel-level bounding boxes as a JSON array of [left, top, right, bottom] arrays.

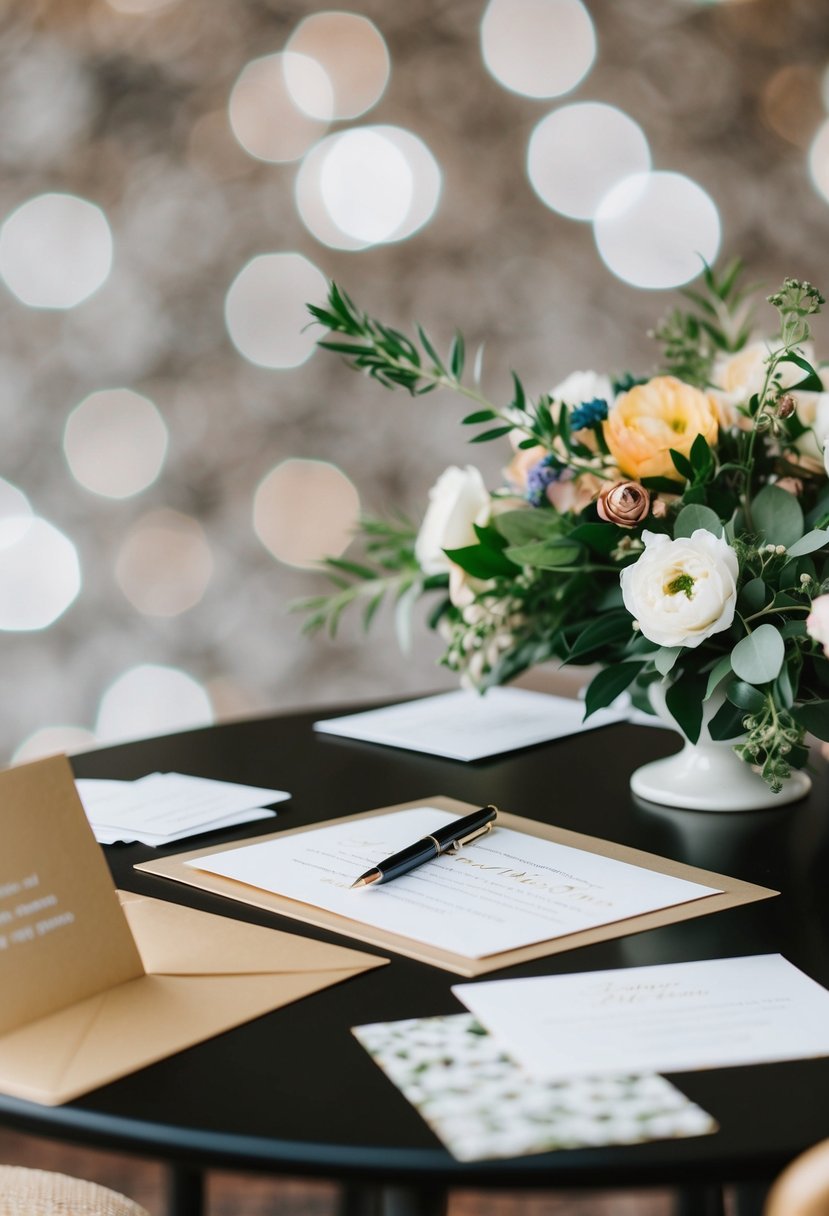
[[0, 1166, 150, 1216], [765, 1141, 829, 1216]]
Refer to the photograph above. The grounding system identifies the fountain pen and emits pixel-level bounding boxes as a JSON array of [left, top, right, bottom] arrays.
[[350, 805, 498, 887]]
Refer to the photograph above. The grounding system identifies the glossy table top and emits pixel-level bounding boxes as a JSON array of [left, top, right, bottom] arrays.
[[1, 702, 827, 1188]]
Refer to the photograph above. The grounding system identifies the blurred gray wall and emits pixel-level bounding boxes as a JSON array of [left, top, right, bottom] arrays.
[[1, 0, 828, 762]]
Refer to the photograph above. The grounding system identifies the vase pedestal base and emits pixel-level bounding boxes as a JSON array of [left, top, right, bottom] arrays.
[[631, 744, 812, 812]]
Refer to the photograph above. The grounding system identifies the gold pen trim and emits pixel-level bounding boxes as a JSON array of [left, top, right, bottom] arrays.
[[446, 821, 493, 854]]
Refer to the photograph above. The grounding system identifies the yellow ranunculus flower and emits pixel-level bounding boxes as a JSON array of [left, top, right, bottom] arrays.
[[603, 376, 719, 481]]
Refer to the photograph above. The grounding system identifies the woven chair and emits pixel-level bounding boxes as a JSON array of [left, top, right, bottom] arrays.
[[0, 1166, 150, 1216], [765, 1140, 829, 1216]]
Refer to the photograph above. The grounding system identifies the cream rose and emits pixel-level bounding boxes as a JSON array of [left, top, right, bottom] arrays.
[[551, 370, 614, 408], [712, 340, 814, 408], [807, 594, 829, 657], [711, 342, 769, 405], [620, 529, 739, 649], [603, 376, 719, 482], [414, 465, 490, 576], [793, 391, 829, 462]]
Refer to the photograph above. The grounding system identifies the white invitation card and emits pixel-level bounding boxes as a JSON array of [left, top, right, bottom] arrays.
[[454, 954, 829, 1078], [314, 687, 624, 760], [189, 806, 719, 960]]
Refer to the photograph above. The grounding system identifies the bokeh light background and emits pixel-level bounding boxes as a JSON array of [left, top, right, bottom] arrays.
[[2, 0, 829, 762]]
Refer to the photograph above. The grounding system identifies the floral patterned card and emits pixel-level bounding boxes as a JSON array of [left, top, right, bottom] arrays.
[[352, 1013, 717, 1162]]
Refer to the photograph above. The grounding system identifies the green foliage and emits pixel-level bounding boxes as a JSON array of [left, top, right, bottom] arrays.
[[290, 515, 424, 639], [651, 259, 756, 386]]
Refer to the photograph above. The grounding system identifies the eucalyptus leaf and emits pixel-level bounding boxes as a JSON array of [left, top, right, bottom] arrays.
[[786, 528, 829, 557], [738, 577, 770, 614], [704, 654, 734, 700], [655, 647, 682, 676], [504, 540, 582, 570], [673, 504, 723, 538], [493, 509, 562, 545], [751, 484, 804, 548], [730, 624, 786, 684]]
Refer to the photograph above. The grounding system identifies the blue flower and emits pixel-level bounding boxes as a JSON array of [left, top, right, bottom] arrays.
[[569, 397, 608, 431], [526, 455, 563, 506]]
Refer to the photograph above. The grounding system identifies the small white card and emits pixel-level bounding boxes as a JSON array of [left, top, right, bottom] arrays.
[[353, 1013, 716, 1161], [76, 773, 289, 846], [314, 688, 624, 761], [454, 954, 829, 1079], [189, 806, 719, 959]]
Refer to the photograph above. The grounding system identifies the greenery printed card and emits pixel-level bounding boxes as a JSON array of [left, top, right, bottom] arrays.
[[352, 1012, 717, 1161]]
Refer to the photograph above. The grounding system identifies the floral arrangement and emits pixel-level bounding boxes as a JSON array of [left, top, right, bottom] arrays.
[[300, 264, 829, 793]]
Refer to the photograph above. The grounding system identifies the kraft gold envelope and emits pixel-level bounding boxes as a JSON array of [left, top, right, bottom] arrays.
[[0, 755, 387, 1105]]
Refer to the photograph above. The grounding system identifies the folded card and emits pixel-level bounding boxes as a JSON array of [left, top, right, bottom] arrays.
[[0, 754, 385, 1104]]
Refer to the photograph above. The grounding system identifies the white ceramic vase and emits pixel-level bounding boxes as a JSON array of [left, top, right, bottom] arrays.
[[630, 682, 812, 812]]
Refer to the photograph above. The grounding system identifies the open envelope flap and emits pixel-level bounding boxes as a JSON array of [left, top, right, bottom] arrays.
[[119, 892, 387, 976], [0, 896, 387, 1106]]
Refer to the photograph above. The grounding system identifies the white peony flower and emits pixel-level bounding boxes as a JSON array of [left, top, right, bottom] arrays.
[[620, 529, 739, 649], [414, 465, 490, 576], [551, 369, 614, 409], [807, 594, 829, 657], [793, 390, 829, 461]]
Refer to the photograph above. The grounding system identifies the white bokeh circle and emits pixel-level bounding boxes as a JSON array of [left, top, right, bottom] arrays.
[[95, 663, 214, 744], [64, 388, 169, 499], [808, 117, 829, 205], [593, 171, 721, 289], [253, 459, 360, 568], [13, 725, 96, 764], [0, 192, 113, 309], [286, 11, 390, 120], [296, 126, 441, 249], [320, 128, 413, 243], [228, 53, 331, 164], [0, 516, 81, 631], [481, 0, 595, 99], [0, 477, 32, 548], [527, 103, 651, 220], [225, 252, 327, 369]]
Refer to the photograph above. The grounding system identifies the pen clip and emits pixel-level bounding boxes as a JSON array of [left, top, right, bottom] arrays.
[[445, 821, 493, 854]]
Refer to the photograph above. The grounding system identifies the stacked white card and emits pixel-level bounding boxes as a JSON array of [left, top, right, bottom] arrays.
[[76, 772, 290, 846]]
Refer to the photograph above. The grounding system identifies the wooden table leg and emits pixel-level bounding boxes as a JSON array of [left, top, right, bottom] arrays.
[[339, 1183, 447, 1216], [167, 1164, 205, 1216], [675, 1185, 726, 1216]]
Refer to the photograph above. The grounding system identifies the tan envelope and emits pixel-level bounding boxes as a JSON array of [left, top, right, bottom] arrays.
[[0, 754, 387, 1106], [0, 890, 387, 1105]]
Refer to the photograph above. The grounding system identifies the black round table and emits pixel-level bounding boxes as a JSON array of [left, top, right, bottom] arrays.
[[1, 703, 828, 1216]]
